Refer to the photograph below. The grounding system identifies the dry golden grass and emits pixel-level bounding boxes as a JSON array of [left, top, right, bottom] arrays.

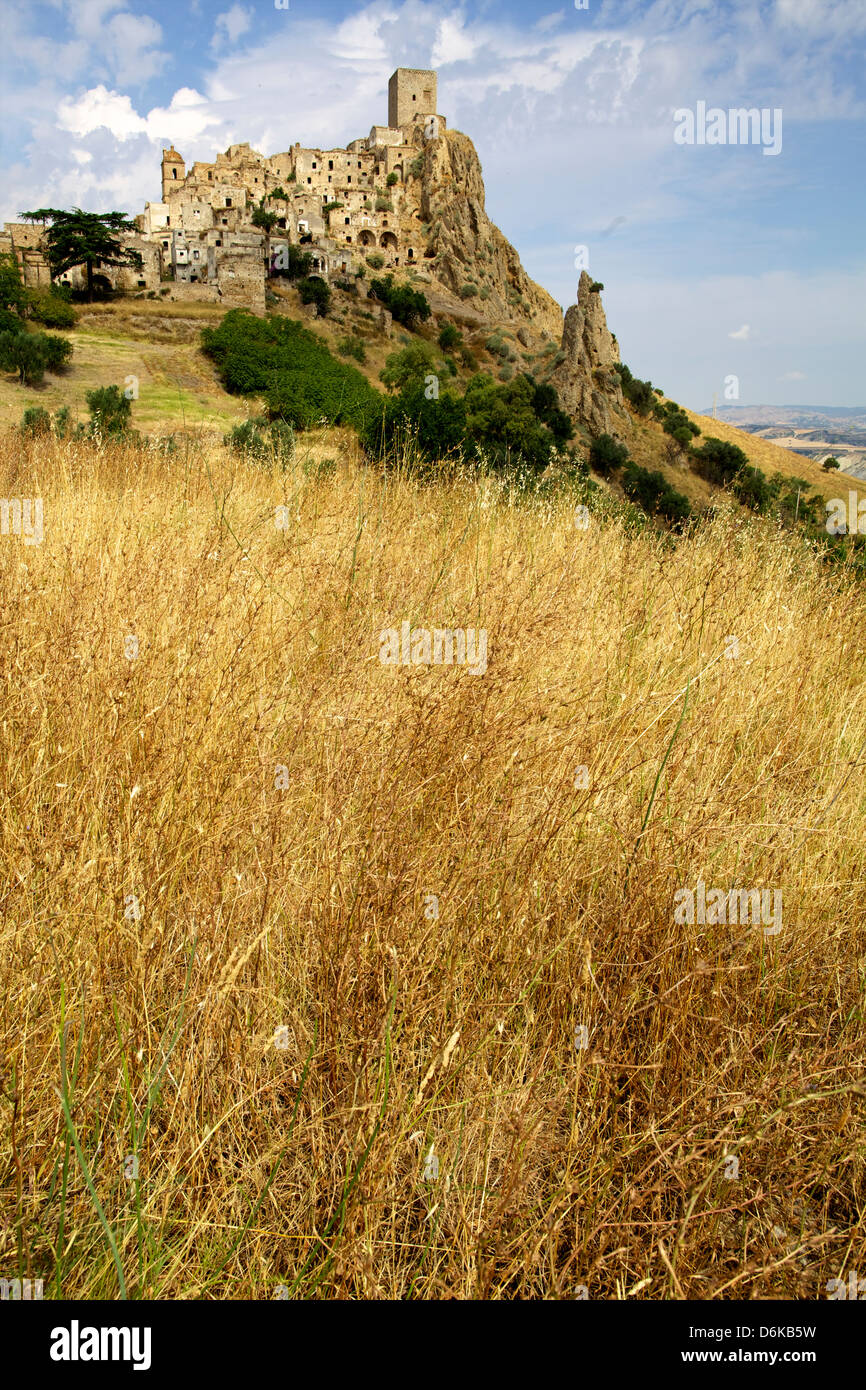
[[1, 428, 864, 1301]]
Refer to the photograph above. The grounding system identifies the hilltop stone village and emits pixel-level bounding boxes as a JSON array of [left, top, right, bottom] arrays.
[[0, 67, 630, 439], [2, 70, 452, 314]]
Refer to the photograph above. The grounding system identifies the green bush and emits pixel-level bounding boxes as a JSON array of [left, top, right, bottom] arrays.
[[297, 276, 331, 317], [375, 198, 393, 212], [408, 156, 424, 179], [614, 363, 656, 417], [272, 244, 313, 281], [20, 406, 52, 436], [26, 288, 76, 328], [589, 281, 605, 292], [438, 323, 462, 351], [386, 172, 399, 187], [224, 416, 294, 467], [380, 343, 437, 393], [366, 253, 385, 270], [459, 282, 479, 300], [622, 462, 691, 526], [0, 308, 23, 334], [85, 384, 131, 435], [691, 436, 749, 486], [361, 371, 573, 475], [589, 433, 629, 474], [368, 274, 430, 329]]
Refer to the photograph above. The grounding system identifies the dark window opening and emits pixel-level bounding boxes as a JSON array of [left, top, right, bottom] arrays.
[[225, 198, 232, 207]]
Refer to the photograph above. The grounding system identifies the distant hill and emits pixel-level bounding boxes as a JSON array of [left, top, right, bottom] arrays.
[[701, 405, 866, 478]]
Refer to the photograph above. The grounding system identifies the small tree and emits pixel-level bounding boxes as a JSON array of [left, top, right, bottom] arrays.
[[822, 456, 841, 471], [386, 172, 399, 187], [438, 322, 462, 351], [20, 208, 143, 302], [0, 329, 72, 384]]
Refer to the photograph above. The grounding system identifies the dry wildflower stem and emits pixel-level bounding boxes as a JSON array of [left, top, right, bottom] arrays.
[[0, 427, 863, 1300]]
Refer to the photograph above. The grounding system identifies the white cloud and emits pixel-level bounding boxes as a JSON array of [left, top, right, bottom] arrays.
[[57, 86, 147, 141], [780, 370, 806, 380], [212, 5, 254, 52], [432, 16, 479, 67], [729, 324, 752, 340]]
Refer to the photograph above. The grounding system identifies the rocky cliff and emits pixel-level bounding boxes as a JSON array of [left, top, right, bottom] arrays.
[[414, 129, 563, 342]]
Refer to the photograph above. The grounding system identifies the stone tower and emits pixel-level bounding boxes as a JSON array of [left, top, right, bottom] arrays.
[[161, 146, 185, 200], [388, 68, 437, 129]]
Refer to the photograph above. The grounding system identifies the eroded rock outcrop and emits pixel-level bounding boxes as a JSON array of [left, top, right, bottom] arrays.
[[550, 272, 632, 441]]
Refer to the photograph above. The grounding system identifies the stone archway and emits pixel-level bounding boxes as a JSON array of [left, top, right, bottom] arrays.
[[380, 231, 398, 251]]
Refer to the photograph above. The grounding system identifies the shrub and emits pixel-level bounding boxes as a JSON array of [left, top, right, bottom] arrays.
[[480, 287, 491, 300], [26, 288, 76, 328], [297, 276, 331, 317], [272, 244, 313, 281], [374, 198, 393, 212], [85, 384, 131, 435], [589, 433, 630, 475], [459, 282, 479, 300], [0, 308, 23, 334], [408, 156, 424, 179], [338, 334, 367, 364], [224, 416, 293, 467], [386, 172, 399, 187], [380, 343, 437, 394], [368, 274, 430, 329], [589, 281, 605, 292], [366, 253, 385, 270], [691, 436, 750, 486], [20, 406, 52, 436], [622, 462, 691, 525], [614, 363, 656, 416], [822, 456, 841, 471], [438, 323, 462, 351], [460, 346, 478, 370]]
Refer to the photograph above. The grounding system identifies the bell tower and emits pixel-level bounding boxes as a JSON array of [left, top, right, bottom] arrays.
[[161, 146, 185, 200]]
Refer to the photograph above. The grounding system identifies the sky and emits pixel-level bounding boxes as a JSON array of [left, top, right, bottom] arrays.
[[1, 0, 864, 408]]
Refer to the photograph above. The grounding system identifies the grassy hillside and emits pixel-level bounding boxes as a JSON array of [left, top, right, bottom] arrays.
[[1, 428, 863, 1299], [4, 295, 863, 524]]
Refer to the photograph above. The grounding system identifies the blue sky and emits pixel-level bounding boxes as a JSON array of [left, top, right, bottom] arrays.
[[1, 0, 864, 407]]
